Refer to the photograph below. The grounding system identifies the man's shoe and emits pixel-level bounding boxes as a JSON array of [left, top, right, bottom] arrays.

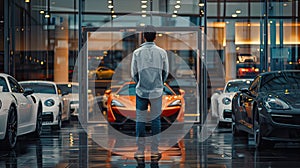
[[134, 152, 145, 162], [150, 152, 162, 161]]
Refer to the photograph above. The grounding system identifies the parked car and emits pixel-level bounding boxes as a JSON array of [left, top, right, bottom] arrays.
[[19, 81, 66, 130], [56, 82, 79, 118], [0, 73, 43, 149], [237, 53, 257, 63], [232, 70, 300, 149], [106, 82, 185, 128], [213, 79, 253, 124], [88, 66, 115, 80]]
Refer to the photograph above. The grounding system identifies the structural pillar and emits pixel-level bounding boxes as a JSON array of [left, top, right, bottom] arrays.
[[54, 16, 69, 82]]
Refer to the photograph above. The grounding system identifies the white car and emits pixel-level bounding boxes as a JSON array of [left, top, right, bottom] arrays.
[[56, 82, 79, 117], [19, 81, 66, 130], [0, 73, 43, 149], [213, 79, 253, 123]]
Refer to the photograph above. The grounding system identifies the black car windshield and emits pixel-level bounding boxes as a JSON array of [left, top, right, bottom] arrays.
[[225, 80, 252, 93], [21, 83, 56, 94], [260, 72, 300, 91], [117, 84, 174, 96], [57, 84, 79, 93]]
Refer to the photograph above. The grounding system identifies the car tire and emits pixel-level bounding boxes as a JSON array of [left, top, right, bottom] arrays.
[[32, 103, 43, 138], [3, 105, 18, 149], [254, 112, 275, 149]]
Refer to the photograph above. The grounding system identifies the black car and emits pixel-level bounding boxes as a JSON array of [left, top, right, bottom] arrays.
[[232, 70, 300, 148]]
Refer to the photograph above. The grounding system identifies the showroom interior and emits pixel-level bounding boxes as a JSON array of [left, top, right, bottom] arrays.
[[1, 0, 300, 167]]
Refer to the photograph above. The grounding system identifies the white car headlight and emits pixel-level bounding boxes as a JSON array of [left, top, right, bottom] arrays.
[[44, 99, 55, 107], [168, 100, 181, 107], [111, 100, 125, 107], [222, 97, 231, 105], [265, 97, 289, 110]]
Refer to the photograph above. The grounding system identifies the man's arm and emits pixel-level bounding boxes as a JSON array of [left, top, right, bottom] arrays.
[[131, 53, 139, 83], [162, 51, 169, 82]]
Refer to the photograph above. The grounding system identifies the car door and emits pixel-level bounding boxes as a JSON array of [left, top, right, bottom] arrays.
[[8, 77, 34, 128], [242, 77, 260, 128]]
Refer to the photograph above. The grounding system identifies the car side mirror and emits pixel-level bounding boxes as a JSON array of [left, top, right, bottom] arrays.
[[105, 90, 112, 95], [179, 89, 185, 96], [23, 88, 34, 96]]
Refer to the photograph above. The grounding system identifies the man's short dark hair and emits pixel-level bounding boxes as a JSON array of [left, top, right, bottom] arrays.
[[143, 25, 156, 42]]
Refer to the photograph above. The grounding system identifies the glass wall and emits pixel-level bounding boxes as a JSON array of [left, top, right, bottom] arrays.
[[0, 0, 299, 121]]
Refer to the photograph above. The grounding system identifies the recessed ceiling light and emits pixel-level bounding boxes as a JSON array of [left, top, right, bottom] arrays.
[[176, 1, 181, 3], [45, 14, 50, 18], [232, 13, 237, 17], [40, 10, 45, 14], [142, 14, 147, 17], [236, 9, 241, 14], [108, 5, 114, 9], [172, 14, 177, 18], [175, 4, 181, 9], [141, 1, 147, 3], [141, 5, 147, 8], [199, 3, 204, 7]]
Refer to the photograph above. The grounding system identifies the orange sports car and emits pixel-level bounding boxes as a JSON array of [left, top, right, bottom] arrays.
[[106, 82, 185, 127]]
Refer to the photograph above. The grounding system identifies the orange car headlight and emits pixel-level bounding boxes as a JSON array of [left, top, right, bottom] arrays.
[[168, 100, 181, 107], [111, 100, 125, 107]]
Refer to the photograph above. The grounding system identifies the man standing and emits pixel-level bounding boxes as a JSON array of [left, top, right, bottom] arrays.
[[131, 25, 169, 163]]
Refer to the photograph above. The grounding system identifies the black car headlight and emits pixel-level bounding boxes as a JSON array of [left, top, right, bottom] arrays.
[[222, 97, 231, 105], [265, 97, 289, 110], [44, 99, 55, 107], [168, 100, 181, 107], [111, 100, 125, 107]]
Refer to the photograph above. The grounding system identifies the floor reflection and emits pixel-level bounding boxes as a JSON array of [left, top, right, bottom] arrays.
[[0, 118, 300, 167]]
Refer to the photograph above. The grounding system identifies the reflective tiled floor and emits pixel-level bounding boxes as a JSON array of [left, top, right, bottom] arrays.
[[1, 118, 300, 168]]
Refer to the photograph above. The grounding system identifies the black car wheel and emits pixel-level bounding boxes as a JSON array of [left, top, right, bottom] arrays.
[[254, 111, 274, 149], [4, 106, 18, 149], [33, 104, 43, 137]]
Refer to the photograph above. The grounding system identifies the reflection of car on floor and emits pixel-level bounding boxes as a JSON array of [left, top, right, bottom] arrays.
[[20, 81, 66, 130], [56, 82, 79, 117], [88, 66, 115, 80], [0, 73, 43, 149], [213, 79, 253, 124], [106, 82, 185, 128], [232, 70, 300, 149]]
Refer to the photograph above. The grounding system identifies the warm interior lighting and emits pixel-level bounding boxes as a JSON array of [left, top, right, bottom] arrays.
[[199, 3, 204, 7], [40, 10, 45, 14], [25, 0, 30, 2], [112, 15, 117, 18], [232, 13, 237, 17], [45, 14, 50, 18]]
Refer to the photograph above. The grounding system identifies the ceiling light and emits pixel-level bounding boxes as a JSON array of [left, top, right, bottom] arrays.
[[142, 10, 146, 13], [140, 23, 145, 26], [199, 3, 204, 7], [141, 5, 147, 8], [235, 9, 241, 14], [40, 10, 45, 14], [142, 14, 147, 17], [175, 4, 181, 9], [283, 3, 288, 7], [176, 1, 181, 3], [108, 0, 112, 3], [172, 14, 177, 18], [112, 15, 117, 18], [25, 0, 30, 2], [174, 10, 178, 13], [141, 0, 147, 3], [45, 14, 50, 18], [232, 13, 237, 17], [108, 5, 114, 8]]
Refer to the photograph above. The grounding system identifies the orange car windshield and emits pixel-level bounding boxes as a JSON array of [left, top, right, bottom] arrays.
[[117, 84, 174, 96]]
